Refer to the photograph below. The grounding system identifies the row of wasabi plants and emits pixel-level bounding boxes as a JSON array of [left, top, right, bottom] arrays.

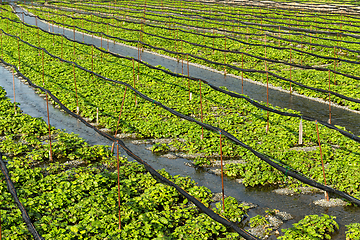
[[0, 71, 358, 239], [0, 4, 360, 198], [0, 1, 360, 239], [24, 0, 360, 110], [0, 84, 248, 239]]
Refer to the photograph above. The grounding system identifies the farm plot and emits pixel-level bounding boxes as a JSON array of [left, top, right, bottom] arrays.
[[0, 0, 360, 239]]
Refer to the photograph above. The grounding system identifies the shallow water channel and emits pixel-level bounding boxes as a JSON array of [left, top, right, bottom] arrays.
[[1, 4, 359, 239]]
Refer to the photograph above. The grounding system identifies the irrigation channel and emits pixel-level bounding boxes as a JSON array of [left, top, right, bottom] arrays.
[[0, 2, 359, 239]]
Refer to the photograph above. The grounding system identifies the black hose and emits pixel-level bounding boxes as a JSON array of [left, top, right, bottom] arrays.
[[9, 11, 360, 107], [1, 31, 359, 207], [1, 21, 360, 146], [0, 58, 259, 240], [0, 153, 45, 240]]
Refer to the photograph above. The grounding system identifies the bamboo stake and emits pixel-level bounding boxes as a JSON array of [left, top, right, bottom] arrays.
[[301, 34, 303, 65], [112, 87, 127, 152], [310, 26, 312, 51], [42, 49, 53, 162], [241, 53, 244, 94], [265, 35, 269, 133], [17, 37, 20, 71], [219, 131, 225, 211], [333, 46, 337, 85], [289, 48, 292, 94], [73, 63, 79, 114], [20, 13, 23, 39], [212, 28, 215, 55], [12, 70, 16, 114], [36, 17, 40, 55], [1, 31, 2, 59], [187, 54, 190, 100], [73, 25, 76, 61], [328, 70, 331, 124], [96, 107, 99, 124], [91, 45, 94, 80], [181, 40, 183, 74], [176, 29, 179, 62], [224, 36, 227, 76], [61, 35, 63, 60], [315, 120, 329, 201], [199, 80, 203, 139], [82, 18, 84, 43], [132, 59, 137, 105], [116, 143, 122, 230], [107, 23, 109, 51]]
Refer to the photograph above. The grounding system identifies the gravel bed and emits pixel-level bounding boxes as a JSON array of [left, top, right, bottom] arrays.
[[273, 186, 323, 195], [314, 198, 348, 207]]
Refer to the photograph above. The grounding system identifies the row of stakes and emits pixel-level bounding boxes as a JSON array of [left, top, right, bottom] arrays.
[[0, 6, 340, 236]]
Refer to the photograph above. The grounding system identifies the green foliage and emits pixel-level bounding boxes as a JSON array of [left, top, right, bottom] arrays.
[[279, 214, 339, 240], [346, 223, 360, 240], [151, 143, 170, 153], [249, 215, 269, 228], [2, 5, 360, 199], [214, 196, 249, 223], [0, 86, 245, 239]]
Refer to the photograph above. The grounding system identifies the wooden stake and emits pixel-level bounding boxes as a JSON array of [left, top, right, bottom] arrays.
[[73, 63, 79, 114], [310, 26, 312, 51], [1, 31, 2, 59], [301, 34, 303, 65], [116, 143, 122, 230], [12, 70, 16, 114], [61, 36, 63, 60], [187, 54, 190, 100], [315, 121, 329, 201], [219, 130, 225, 211], [333, 46, 337, 85], [328, 70, 331, 124], [96, 107, 99, 124], [224, 36, 227, 76], [199, 80, 203, 139], [91, 45, 94, 80], [107, 23, 109, 51], [112, 87, 127, 152], [181, 40, 184, 74], [265, 35, 269, 132], [241, 52, 244, 94], [212, 28, 215, 55], [82, 18, 84, 43], [17, 37, 20, 71], [132, 59, 137, 105], [176, 29, 179, 61], [73, 26, 76, 61], [42, 49, 53, 162], [289, 48, 292, 94]]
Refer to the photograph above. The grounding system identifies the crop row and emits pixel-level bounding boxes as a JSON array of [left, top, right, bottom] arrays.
[[1, 4, 360, 200], [23, 1, 360, 110]]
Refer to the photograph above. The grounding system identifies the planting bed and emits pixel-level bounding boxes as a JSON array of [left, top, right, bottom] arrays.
[[0, 0, 360, 239]]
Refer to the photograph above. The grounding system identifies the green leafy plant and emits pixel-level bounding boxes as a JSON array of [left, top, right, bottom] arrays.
[[150, 143, 170, 153], [346, 223, 360, 240], [279, 214, 339, 240]]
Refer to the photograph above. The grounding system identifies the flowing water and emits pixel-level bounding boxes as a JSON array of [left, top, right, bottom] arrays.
[[0, 4, 359, 238]]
